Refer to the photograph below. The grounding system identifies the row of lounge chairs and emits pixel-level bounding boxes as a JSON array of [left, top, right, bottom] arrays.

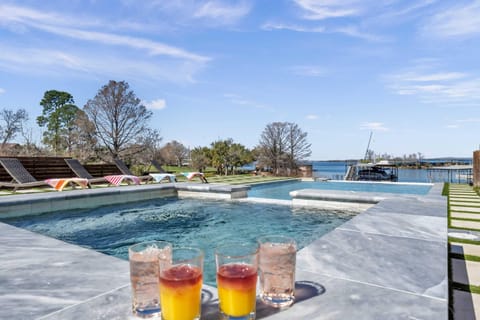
[[0, 158, 208, 193]]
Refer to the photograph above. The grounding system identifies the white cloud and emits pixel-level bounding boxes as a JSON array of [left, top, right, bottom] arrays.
[[360, 122, 388, 131], [0, 88, 5, 95], [386, 64, 480, 104], [290, 65, 326, 77], [293, 0, 363, 20], [422, 2, 480, 38], [446, 124, 458, 129], [262, 22, 383, 41], [137, 0, 251, 26], [0, 4, 209, 62], [0, 4, 210, 83], [144, 99, 167, 110], [306, 114, 318, 120], [262, 22, 325, 33], [194, 1, 251, 23], [0, 45, 205, 83], [223, 93, 272, 110]]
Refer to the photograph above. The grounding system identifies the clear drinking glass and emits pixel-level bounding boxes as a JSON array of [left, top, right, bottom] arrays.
[[159, 247, 204, 320], [129, 241, 172, 318], [257, 235, 297, 308], [215, 242, 259, 320]]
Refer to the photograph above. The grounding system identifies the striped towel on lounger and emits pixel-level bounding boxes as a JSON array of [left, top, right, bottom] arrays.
[[45, 178, 89, 191], [104, 175, 141, 186]]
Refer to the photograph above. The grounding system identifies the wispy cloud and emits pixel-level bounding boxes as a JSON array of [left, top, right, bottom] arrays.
[[447, 118, 480, 129], [194, 1, 251, 24], [0, 4, 209, 62], [262, 22, 325, 33], [290, 65, 326, 77], [262, 22, 383, 41], [144, 99, 167, 110], [306, 114, 318, 120], [386, 64, 480, 104], [293, 0, 363, 20], [422, 1, 480, 38], [360, 122, 388, 131], [0, 45, 205, 83], [0, 88, 5, 94], [0, 4, 209, 82], [223, 93, 272, 110], [138, 0, 251, 26]]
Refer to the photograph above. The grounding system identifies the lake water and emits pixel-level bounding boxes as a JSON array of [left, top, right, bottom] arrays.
[[311, 160, 471, 183]]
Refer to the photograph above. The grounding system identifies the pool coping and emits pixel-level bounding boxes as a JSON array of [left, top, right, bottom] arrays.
[[0, 182, 448, 319]]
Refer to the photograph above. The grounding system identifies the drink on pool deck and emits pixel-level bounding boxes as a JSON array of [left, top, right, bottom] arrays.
[[217, 263, 258, 319], [215, 242, 259, 320], [258, 235, 296, 308], [159, 247, 204, 320], [129, 241, 172, 318], [159, 264, 203, 320]]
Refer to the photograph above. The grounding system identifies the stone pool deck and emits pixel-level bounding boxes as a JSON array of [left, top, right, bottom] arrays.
[[0, 183, 447, 319]]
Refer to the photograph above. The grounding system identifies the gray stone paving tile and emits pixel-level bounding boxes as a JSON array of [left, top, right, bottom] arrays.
[[258, 271, 447, 320], [296, 229, 447, 299], [339, 210, 445, 241], [0, 223, 130, 320], [368, 197, 446, 217]]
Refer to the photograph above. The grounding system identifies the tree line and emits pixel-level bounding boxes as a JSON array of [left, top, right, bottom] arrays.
[[0, 80, 311, 176]]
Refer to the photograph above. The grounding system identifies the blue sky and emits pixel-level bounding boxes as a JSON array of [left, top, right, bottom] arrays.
[[0, 0, 479, 160]]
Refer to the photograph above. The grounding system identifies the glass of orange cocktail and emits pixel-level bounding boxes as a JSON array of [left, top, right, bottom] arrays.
[[159, 247, 204, 320], [215, 242, 259, 320]]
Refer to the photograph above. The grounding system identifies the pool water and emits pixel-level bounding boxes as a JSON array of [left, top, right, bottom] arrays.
[[2, 197, 355, 285], [248, 180, 432, 200]]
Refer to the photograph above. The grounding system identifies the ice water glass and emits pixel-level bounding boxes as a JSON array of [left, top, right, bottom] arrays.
[[129, 241, 172, 318], [159, 247, 204, 320], [215, 242, 259, 320], [258, 235, 297, 308]]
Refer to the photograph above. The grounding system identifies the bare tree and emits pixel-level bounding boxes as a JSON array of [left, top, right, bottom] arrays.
[[0, 108, 28, 151], [160, 140, 189, 166], [83, 80, 153, 159], [257, 122, 289, 175], [257, 122, 311, 176], [285, 122, 311, 175]]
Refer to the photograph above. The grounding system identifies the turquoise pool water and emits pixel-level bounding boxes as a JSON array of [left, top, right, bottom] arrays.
[[2, 197, 355, 285], [248, 180, 432, 200]]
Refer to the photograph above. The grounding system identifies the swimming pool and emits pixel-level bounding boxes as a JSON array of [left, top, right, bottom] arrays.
[[248, 180, 433, 200], [2, 197, 355, 285]]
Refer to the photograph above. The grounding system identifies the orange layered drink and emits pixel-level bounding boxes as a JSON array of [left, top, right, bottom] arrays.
[[159, 247, 204, 320], [215, 242, 258, 320], [217, 263, 257, 317]]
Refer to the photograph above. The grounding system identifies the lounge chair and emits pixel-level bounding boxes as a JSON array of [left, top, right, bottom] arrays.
[[180, 172, 208, 183], [150, 159, 207, 183], [114, 159, 153, 184], [65, 159, 108, 188], [149, 160, 177, 183], [0, 158, 88, 192]]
